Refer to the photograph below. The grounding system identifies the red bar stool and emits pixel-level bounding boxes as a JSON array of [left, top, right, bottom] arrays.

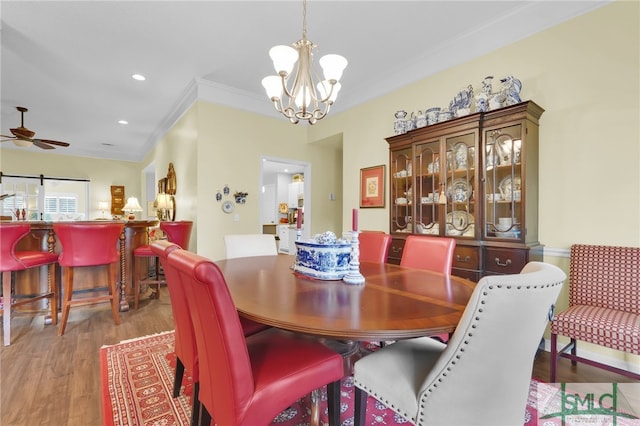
[[133, 220, 192, 309], [53, 222, 124, 336], [0, 223, 59, 346]]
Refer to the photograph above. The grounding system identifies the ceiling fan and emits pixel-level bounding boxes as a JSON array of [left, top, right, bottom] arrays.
[[1, 106, 70, 150]]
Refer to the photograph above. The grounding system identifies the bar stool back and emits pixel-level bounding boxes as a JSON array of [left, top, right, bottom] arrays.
[[53, 222, 124, 336], [133, 220, 192, 309], [0, 223, 59, 346]]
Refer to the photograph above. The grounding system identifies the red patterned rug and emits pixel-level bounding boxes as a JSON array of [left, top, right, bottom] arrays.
[[101, 330, 546, 425]]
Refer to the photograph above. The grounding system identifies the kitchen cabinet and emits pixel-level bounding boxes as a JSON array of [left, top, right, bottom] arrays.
[[278, 225, 290, 254], [386, 101, 544, 280], [288, 182, 304, 208]]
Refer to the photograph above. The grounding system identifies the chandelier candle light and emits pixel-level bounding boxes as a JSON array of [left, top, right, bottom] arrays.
[[262, 0, 348, 125], [343, 208, 365, 285]]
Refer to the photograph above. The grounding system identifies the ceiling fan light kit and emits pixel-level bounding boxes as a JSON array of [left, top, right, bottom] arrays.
[[1, 106, 71, 150], [262, 0, 347, 125]]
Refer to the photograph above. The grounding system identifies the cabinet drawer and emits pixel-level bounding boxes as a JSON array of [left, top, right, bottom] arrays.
[[388, 238, 405, 262], [452, 246, 480, 270], [453, 268, 481, 283], [484, 248, 527, 274]]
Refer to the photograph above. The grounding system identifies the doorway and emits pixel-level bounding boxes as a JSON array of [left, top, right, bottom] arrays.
[[260, 156, 311, 243]]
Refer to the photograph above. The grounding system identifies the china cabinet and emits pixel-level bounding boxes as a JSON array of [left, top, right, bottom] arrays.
[[386, 101, 544, 281]]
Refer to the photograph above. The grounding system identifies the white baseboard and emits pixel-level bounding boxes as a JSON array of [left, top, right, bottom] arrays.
[[543, 246, 570, 258]]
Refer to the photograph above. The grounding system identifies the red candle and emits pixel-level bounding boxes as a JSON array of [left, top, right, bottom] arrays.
[[297, 209, 302, 229], [352, 208, 358, 232]]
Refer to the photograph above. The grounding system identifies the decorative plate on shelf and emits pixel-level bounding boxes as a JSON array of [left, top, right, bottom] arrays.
[[452, 142, 473, 170], [446, 178, 472, 202], [446, 211, 474, 235], [222, 201, 234, 214], [499, 175, 521, 200]]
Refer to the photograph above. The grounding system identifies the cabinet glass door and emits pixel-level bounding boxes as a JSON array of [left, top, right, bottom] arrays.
[[484, 124, 523, 240], [390, 147, 412, 233], [414, 140, 440, 235], [443, 133, 476, 238]]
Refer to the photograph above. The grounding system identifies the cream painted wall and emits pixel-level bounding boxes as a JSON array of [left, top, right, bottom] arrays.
[[142, 101, 346, 262], [0, 149, 142, 219], [193, 101, 344, 261], [309, 0, 639, 251], [142, 105, 199, 251]]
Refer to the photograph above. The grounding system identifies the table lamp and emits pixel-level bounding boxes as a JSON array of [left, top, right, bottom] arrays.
[[155, 193, 172, 221], [123, 196, 143, 220], [98, 201, 109, 219]]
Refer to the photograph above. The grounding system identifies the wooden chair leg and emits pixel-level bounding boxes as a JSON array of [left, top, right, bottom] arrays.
[[58, 267, 74, 336], [327, 380, 341, 426], [354, 386, 368, 426], [133, 255, 140, 310], [550, 333, 558, 382], [191, 381, 201, 426], [49, 263, 58, 325], [198, 401, 211, 426], [3, 271, 13, 346], [108, 263, 121, 325], [173, 357, 185, 398]]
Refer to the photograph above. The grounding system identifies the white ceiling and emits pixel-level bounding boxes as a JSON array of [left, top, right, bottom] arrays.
[[1, 1, 610, 162]]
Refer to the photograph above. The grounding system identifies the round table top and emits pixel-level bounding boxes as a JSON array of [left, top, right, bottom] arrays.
[[216, 255, 477, 341]]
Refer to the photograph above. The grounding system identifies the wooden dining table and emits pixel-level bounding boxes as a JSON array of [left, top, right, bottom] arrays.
[[216, 254, 477, 342], [216, 254, 477, 425]]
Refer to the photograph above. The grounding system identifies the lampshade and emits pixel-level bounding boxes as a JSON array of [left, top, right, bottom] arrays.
[[98, 201, 109, 211], [155, 193, 171, 210], [123, 197, 143, 212]]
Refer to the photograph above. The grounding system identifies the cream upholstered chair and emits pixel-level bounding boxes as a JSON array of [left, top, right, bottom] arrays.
[[223, 234, 278, 259], [353, 262, 566, 426]]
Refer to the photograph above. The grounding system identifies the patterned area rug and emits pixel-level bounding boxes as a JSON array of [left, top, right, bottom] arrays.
[[101, 331, 545, 426]]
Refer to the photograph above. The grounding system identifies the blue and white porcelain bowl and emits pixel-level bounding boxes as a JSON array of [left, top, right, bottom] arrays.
[[294, 240, 352, 280]]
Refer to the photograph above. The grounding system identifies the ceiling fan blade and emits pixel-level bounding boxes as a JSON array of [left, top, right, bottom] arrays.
[[33, 140, 56, 150], [32, 138, 70, 147], [1, 134, 17, 140]]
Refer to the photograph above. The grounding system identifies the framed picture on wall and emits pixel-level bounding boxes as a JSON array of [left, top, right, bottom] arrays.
[[360, 165, 385, 208]]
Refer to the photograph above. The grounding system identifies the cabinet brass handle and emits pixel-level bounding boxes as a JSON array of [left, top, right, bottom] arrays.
[[494, 257, 512, 267], [456, 255, 470, 263], [391, 246, 402, 254]]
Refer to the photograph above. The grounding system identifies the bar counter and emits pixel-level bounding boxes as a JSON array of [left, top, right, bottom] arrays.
[[11, 219, 158, 312]]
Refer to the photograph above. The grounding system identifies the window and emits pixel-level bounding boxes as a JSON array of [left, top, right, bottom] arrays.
[[1, 175, 89, 221]]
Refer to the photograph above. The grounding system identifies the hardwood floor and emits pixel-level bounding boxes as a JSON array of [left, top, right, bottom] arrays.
[[1, 288, 636, 425]]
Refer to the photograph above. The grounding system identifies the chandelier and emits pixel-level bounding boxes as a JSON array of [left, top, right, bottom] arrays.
[[262, 0, 347, 125]]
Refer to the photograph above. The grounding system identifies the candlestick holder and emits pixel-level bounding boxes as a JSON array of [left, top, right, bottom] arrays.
[[343, 231, 365, 285]]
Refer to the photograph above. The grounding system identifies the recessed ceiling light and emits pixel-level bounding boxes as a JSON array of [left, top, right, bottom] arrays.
[[132, 74, 146, 81], [118, 120, 128, 125]]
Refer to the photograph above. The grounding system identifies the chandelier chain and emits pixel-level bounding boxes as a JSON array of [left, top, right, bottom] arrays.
[[302, 0, 307, 41]]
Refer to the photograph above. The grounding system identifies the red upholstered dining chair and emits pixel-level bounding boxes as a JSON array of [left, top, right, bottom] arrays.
[[358, 231, 392, 263], [0, 223, 59, 346], [168, 248, 344, 426], [400, 235, 456, 274], [400, 235, 456, 342], [53, 222, 124, 336], [151, 241, 269, 426], [133, 220, 192, 309]]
